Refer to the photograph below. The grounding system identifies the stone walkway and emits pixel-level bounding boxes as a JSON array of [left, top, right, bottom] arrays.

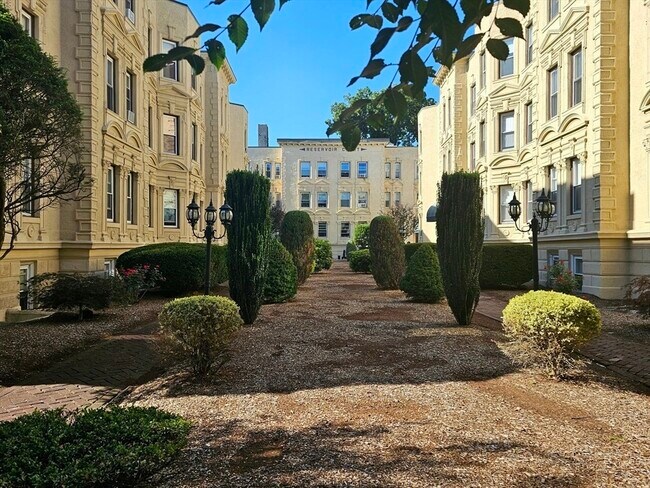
[[0, 322, 161, 421], [475, 292, 650, 388]]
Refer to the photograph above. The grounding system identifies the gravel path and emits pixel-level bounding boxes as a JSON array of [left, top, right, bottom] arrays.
[[127, 263, 650, 487]]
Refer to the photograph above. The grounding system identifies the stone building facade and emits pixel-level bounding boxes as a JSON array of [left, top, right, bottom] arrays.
[[417, 0, 650, 299], [0, 0, 248, 319], [249, 138, 418, 258]]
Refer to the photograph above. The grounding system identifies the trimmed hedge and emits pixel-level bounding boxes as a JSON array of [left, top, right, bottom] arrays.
[[352, 223, 370, 249], [404, 242, 437, 264], [345, 241, 358, 258], [314, 239, 333, 272], [480, 244, 533, 289], [349, 249, 371, 273], [117, 243, 227, 296], [280, 211, 315, 285], [264, 239, 298, 303], [400, 244, 444, 303], [369, 216, 406, 289], [0, 407, 190, 487]]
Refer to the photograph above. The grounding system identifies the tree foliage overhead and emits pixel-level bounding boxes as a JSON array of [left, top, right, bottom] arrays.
[[326, 87, 434, 146], [143, 0, 530, 151], [0, 5, 87, 259]]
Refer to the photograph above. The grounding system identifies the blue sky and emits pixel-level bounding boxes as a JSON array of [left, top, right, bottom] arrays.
[[183, 0, 438, 146]]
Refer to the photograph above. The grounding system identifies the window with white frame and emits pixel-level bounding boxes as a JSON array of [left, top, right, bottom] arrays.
[[22, 158, 35, 216], [300, 161, 311, 178], [317, 161, 327, 178], [548, 66, 558, 118], [570, 254, 583, 289], [479, 120, 486, 157], [125, 0, 135, 23], [499, 38, 514, 78], [19, 263, 34, 310], [317, 192, 328, 208], [470, 84, 476, 115], [525, 102, 533, 144], [107, 165, 116, 221], [571, 157, 582, 214], [300, 192, 311, 208], [340, 161, 350, 178], [385, 162, 391, 179], [318, 221, 327, 238], [340, 221, 351, 238], [275, 164, 281, 179], [385, 191, 391, 207], [106, 55, 116, 112], [499, 111, 515, 150], [340, 192, 351, 208], [499, 184, 514, 223], [148, 185, 154, 227], [394, 191, 401, 205], [395, 162, 401, 179], [126, 171, 135, 224], [548, 251, 560, 268], [162, 114, 179, 155], [357, 161, 368, 178], [469, 142, 476, 170], [548, 165, 558, 204], [191, 123, 198, 161], [21, 10, 35, 38], [104, 259, 116, 277], [126, 71, 135, 123], [570, 47, 583, 106], [265, 162, 272, 178], [526, 180, 533, 221], [526, 23, 534, 65], [357, 191, 368, 208], [162, 39, 179, 81], [163, 189, 178, 227], [549, 0, 559, 21], [480, 51, 486, 88]]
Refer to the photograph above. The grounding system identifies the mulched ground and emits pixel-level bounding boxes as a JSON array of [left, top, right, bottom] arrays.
[[126, 263, 650, 487]]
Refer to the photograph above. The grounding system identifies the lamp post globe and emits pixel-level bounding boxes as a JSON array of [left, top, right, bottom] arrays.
[[186, 197, 200, 229], [204, 200, 218, 227], [219, 203, 233, 227], [507, 193, 522, 223]]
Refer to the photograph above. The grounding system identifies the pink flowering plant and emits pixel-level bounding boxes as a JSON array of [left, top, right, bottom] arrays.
[[117, 264, 164, 303], [546, 261, 579, 294]]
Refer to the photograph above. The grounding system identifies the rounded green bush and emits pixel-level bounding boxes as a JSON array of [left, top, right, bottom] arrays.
[[502, 290, 602, 378], [280, 211, 315, 285], [400, 245, 444, 303], [369, 216, 406, 289], [352, 223, 370, 249], [349, 249, 371, 273], [404, 242, 437, 264], [159, 295, 243, 375], [314, 239, 333, 272], [117, 243, 228, 296], [345, 241, 358, 258], [264, 239, 298, 303]]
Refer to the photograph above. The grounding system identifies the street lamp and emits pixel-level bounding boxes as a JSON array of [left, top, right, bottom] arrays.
[[186, 196, 233, 295], [508, 188, 556, 290]]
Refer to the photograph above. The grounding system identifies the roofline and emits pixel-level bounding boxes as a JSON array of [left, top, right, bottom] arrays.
[[277, 138, 391, 144], [229, 102, 248, 111], [248, 146, 281, 149]]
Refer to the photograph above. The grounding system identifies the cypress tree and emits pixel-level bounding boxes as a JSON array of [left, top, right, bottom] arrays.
[[280, 211, 315, 285], [436, 171, 484, 325], [225, 170, 271, 324], [369, 215, 406, 289]]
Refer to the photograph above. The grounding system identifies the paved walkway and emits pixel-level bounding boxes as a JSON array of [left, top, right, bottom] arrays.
[[475, 292, 650, 388], [0, 322, 161, 421]]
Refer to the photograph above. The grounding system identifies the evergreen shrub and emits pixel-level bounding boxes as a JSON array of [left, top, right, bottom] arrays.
[[352, 223, 370, 249], [280, 210, 315, 284], [400, 245, 444, 303], [369, 216, 406, 289], [264, 239, 298, 303], [345, 241, 358, 258], [404, 242, 437, 264], [159, 295, 243, 375], [314, 239, 333, 272], [502, 291, 601, 378], [479, 244, 533, 289], [349, 249, 371, 273]]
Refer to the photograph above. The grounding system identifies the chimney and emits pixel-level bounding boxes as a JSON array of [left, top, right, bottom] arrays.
[[258, 124, 269, 147]]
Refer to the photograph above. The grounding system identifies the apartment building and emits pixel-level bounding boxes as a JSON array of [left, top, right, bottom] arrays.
[[0, 0, 248, 319], [249, 136, 418, 257], [418, 0, 649, 299]]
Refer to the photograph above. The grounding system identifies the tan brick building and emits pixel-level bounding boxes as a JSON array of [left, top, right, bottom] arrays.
[[418, 0, 650, 299], [0, 0, 248, 319]]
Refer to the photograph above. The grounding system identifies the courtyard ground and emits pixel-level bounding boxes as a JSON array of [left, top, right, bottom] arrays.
[[126, 262, 650, 487]]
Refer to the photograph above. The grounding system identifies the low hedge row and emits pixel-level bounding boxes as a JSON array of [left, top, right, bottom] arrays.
[[117, 243, 228, 296], [403, 242, 533, 289]]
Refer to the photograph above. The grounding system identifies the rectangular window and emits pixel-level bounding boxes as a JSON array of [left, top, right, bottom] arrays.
[[191, 69, 197, 90], [385, 191, 391, 208], [470, 84, 476, 115], [341, 222, 350, 238], [479, 120, 486, 157], [340, 192, 351, 208], [19, 263, 34, 310], [126, 172, 135, 224], [357, 161, 368, 178], [104, 259, 116, 277], [162, 39, 179, 81], [22, 158, 35, 216], [300, 161, 311, 178], [191, 123, 197, 160], [549, 0, 559, 21], [571, 158, 582, 214], [526, 180, 534, 220], [125, 0, 135, 23], [126, 71, 135, 123], [162, 114, 179, 155], [107, 165, 116, 221], [317, 192, 328, 208], [571, 254, 583, 290], [147, 106, 153, 147], [480, 51, 486, 88], [106, 55, 116, 112], [340, 161, 350, 178], [394, 191, 401, 205], [499, 38, 514, 78], [526, 23, 534, 65], [300, 192, 311, 208], [499, 184, 515, 223], [548, 66, 558, 118], [163, 189, 178, 227], [469, 142, 476, 170], [317, 161, 327, 178], [147, 27, 152, 57], [148, 185, 154, 227], [548, 165, 558, 204], [265, 162, 272, 178], [357, 191, 368, 208], [548, 251, 560, 268], [385, 162, 391, 179], [525, 102, 533, 143], [21, 10, 35, 38], [275, 164, 281, 179], [318, 221, 327, 238], [570, 48, 583, 106], [442, 101, 446, 131], [499, 111, 515, 150], [395, 162, 401, 179]]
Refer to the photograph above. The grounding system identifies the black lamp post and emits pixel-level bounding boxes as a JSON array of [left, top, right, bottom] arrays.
[[186, 196, 233, 295], [508, 189, 556, 290]]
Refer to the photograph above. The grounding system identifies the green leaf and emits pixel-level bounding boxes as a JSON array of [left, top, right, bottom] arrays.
[[185, 54, 205, 75], [460, 0, 479, 18], [381, 2, 400, 23], [486, 38, 510, 60], [184, 23, 221, 41], [143, 53, 170, 72], [252, 0, 275, 31], [206, 39, 226, 70], [326, 118, 356, 136], [455, 33, 484, 61], [366, 112, 384, 130], [227, 15, 249, 52], [395, 16, 413, 32], [503, 0, 531, 17], [383, 87, 407, 118], [360, 59, 387, 79], [370, 27, 396, 59], [166, 46, 197, 61], [495, 18, 524, 39], [350, 14, 383, 30], [398, 49, 428, 93], [340, 98, 372, 120], [279, 0, 290, 8], [341, 126, 362, 151]]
